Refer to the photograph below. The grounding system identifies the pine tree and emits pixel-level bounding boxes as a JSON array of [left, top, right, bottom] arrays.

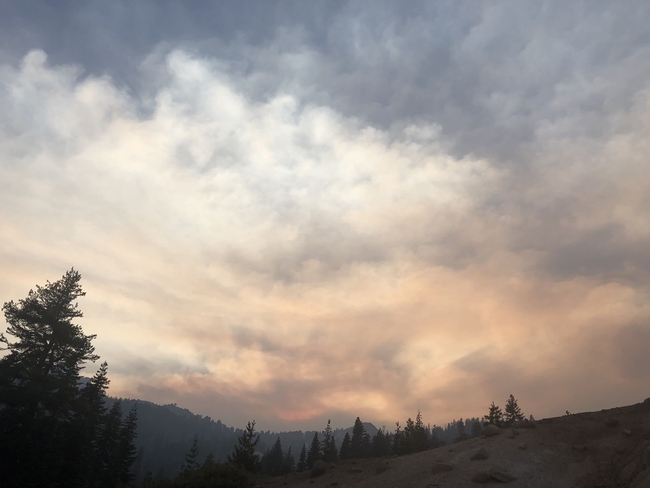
[[402, 417, 416, 454], [361, 430, 371, 457], [456, 418, 466, 439], [413, 411, 428, 452], [349, 417, 367, 458], [95, 400, 124, 488], [283, 446, 295, 474], [392, 422, 402, 455], [470, 419, 482, 437], [181, 434, 200, 475], [504, 394, 524, 425], [261, 437, 284, 476], [306, 432, 321, 468], [371, 428, 391, 457], [297, 444, 307, 471], [117, 403, 138, 483], [339, 432, 351, 460], [228, 420, 261, 474], [0, 269, 100, 487], [484, 401, 503, 426], [321, 419, 338, 463]]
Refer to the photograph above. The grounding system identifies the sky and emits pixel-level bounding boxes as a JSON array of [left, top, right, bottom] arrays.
[[1, 1, 650, 432]]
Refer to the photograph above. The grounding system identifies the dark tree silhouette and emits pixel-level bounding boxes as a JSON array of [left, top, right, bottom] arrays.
[[181, 434, 200, 475], [297, 444, 307, 471], [457, 418, 466, 438], [339, 432, 351, 460], [228, 420, 261, 474], [484, 401, 504, 426], [504, 394, 524, 425], [306, 432, 321, 468], [321, 419, 338, 463], [370, 428, 391, 457], [349, 417, 367, 458], [283, 446, 295, 474], [0, 269, 136, 488], [392, 422, 402, 455], [261, 437, 285, 477]]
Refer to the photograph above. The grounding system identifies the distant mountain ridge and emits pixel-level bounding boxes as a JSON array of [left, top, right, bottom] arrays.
[[106, 397, 377, 482]]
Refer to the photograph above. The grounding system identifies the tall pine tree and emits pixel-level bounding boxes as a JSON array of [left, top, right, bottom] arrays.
[[339, 432, 351, 460], [0, 270, 133, 488], [306, 432, 321, 468], [297, 444, 307, 472], [484, 401, 504, 426], [349, 417, 367, 458], [504, 394, 524, 425], [228, 421, 261, 474], [261, 437, 284, 477], [321, 419, 338, 463]]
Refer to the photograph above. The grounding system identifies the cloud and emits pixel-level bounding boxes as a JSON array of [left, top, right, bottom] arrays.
[[1, 3, 650, 431]]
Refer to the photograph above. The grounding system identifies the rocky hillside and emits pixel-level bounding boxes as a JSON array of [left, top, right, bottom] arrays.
[[258, 399, 650, 488]]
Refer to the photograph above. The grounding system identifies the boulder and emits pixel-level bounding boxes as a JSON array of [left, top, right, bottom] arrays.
[[374, 460, 390, 474], [470, 448, 489, 460], [624, 429, 632, 436], [483, 424, 502, 437], [511, 429, 520, 436], [311, 460, 329, 478], [488, 466, 516, 483], [605, 418, 620, 428], [572, 444, 588, 452], [431, 462, 454, 474]]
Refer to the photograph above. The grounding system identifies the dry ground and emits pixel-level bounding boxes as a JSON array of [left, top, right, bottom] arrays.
[[256, 399, 650, 488]]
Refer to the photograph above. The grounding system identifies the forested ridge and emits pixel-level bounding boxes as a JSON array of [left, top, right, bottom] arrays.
[[0, 270, 526, 488]]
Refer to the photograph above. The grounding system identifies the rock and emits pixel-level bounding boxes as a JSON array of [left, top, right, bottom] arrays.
[[605, 418, 620, 428], [511, 429, 520, 436], [615, 445, 627, 454], [471, 471, 491, 483], [488, 466, 516, 483], [518, 443, 528, 450], [470, 448, 489, 460], [375, 460, 390, 474], [512, 420, 537, 429], [624, 429, 632, 436], [347, 467, 363, 473], [572, 444, 589, 452], [311, 460, 329, 478], [484, 424, 502, 437], [431, 462, 454, 474]]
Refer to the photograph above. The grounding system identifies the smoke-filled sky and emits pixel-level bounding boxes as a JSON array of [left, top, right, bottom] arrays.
[[1, 1, 650, 431]]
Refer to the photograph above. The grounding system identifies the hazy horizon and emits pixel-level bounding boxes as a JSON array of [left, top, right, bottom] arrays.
[[1, 1, 649, 432]]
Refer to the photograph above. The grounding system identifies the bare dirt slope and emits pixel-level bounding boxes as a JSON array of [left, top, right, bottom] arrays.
[[257, 399, 650, 488]]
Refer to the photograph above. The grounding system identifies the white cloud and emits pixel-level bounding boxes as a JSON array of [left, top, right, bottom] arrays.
[[1, 44, 650, 430]]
